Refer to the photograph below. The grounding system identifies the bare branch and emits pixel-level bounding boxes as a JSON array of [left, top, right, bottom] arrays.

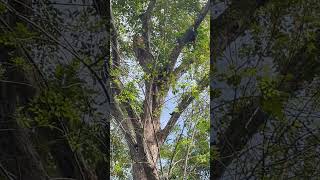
[[110, 9, 121, 67], [150, 1, 210, 118]]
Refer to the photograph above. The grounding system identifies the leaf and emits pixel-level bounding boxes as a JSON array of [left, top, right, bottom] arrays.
[[262, 97, 284, 119], [0, 2, 6, 14], [211, 88, 222, 98], [114, 163, 123, 176], [211, 145, 220, 161], [226, 74, 242, 87], [196, 118, 209, 134], [241, 67, 257, 77]]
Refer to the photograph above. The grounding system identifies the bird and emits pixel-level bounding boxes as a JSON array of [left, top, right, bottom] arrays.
[[177, 26, 197, 45]]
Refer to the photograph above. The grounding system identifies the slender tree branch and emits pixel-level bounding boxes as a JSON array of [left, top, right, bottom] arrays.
[[93, 0, 143, 141], [0, 162, 16, 180], [109, 94, 137, 150], [149, 1, 210, 125]]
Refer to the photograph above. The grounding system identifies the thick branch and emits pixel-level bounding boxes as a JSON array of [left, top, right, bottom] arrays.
[[173, 57, 196, 80], [149, 1, 210, 123], [167, 0, 210, 73], [173, 0, 266, 85], [110, 9, 121, 67], [109, 94, 137, 149], [209, 0, 271, 178], [141, 0, 156, 51], [212, 102, 268, 179], [159, 76, 209, 143], [131, 0, 156, 73]]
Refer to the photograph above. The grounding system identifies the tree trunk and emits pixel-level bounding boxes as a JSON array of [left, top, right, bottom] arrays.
[[131, 149, 159, 180], [126, 130, 159, 180], [130, 133, 160, 180], [131, 101, 161, 180], [128, 81, 163, 180]]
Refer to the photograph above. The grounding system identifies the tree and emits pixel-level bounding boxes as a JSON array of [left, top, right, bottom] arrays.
[[0, 0, 109, 179], [0, 0, 209, 179], [1, 0, 319, 179], [210, 0, 320, 178], [107, 0, 210, 179]]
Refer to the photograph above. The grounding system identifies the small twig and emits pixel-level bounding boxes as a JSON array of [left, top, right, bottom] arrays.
[[0, 80, 33, 87], [0, 162, 16, 180]]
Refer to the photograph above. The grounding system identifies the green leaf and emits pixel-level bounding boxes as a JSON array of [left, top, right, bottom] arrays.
[[226, 74, 241, 87], [0, 2, 6, 14], [262, 97, 284, 119]]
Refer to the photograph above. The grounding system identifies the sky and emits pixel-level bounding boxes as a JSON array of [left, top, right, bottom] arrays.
[[160, 89, 177, 129]]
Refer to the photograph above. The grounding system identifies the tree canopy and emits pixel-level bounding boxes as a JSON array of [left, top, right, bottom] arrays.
[[211, 0, 320, 179], [0, 0, 319, 179]]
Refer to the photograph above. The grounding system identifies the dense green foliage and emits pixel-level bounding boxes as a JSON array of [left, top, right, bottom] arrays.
[[111, 0, 209, 179], [211, 0, 320, 179], [1, 0, 319, 179]]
